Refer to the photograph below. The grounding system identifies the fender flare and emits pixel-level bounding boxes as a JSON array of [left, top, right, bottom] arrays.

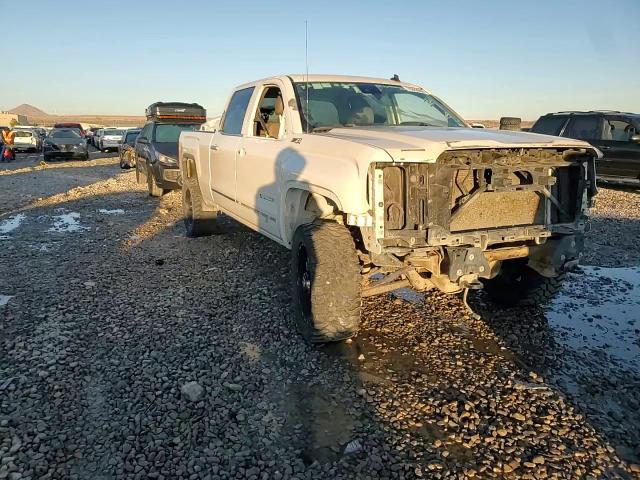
[[281, 183, 343, 246]]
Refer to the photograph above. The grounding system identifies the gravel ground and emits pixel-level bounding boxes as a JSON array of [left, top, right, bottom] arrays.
[[1, 156, 639, 479]]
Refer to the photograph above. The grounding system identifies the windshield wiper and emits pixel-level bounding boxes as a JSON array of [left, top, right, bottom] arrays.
[[398, 121, 435, 127], [311, 124, 354, 133]]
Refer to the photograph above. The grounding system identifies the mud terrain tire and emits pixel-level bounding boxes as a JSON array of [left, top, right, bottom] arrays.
[[147, 168, 165, 197], [291, 221, 361, 343], [499, 117, 522, 131], [482, 260, 565, 306], [182, 180, 218, 237]]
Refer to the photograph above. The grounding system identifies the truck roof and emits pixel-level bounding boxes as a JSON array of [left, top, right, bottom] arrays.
[[543, 110, 640, 117], [236, 74, 427, 92]]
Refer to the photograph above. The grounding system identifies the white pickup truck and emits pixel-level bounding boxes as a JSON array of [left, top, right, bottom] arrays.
[[179, 75, 599, 343]]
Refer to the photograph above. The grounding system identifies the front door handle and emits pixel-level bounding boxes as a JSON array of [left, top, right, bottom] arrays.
[[237, 148, 246, 157], [210, 144, 219, 151]]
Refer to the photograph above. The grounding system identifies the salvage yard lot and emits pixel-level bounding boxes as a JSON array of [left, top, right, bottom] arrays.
[[1, 155, 639, 479]]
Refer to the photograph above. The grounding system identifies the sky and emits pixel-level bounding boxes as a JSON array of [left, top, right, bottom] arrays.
[[1, 0, 638, 120]]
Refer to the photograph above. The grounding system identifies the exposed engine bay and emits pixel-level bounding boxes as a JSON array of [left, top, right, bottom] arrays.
[[360, 147, 597, 296]]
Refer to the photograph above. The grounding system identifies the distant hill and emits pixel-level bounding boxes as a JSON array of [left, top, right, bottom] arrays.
[[8, 104, 50, 118], [4, 104, 144, 127]]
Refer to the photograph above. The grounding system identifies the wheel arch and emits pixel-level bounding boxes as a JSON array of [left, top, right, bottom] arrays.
[[281, 184, 343, 247]]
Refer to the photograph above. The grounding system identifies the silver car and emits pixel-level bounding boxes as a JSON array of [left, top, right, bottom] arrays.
[[98, 129, 124, 151]]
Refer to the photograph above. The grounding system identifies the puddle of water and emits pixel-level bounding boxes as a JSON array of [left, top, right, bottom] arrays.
[[48, 212, 90, 233], [98, 209, 125, 215], [390, 287, 424, 304], [0, 295, 13, 306], [0, 213, 26, 234], [547, 266, 640, 368]]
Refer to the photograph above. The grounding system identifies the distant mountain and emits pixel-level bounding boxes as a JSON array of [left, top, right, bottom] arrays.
[[8, 104, 50, 118]]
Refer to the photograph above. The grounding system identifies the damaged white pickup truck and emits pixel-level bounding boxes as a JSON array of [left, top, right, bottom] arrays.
[[179, 75, 599, 343]]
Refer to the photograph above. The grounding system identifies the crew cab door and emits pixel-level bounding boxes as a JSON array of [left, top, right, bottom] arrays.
[[235, 82, 290, 239], [561, 115, 614, 176], [210, 86, 255, 204]]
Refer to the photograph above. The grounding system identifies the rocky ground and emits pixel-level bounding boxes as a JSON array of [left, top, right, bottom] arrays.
[[0, 155, 639, 479]]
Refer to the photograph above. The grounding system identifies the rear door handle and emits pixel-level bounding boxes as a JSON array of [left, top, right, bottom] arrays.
[[210, 144, 218, 151]]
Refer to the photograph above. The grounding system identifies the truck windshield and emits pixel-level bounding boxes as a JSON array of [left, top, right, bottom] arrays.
[[153, 124, 197, 143], [294, 82, 466, 131]]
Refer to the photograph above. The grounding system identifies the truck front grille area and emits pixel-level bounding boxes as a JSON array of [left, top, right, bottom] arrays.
[[375, 148, 592, 249]]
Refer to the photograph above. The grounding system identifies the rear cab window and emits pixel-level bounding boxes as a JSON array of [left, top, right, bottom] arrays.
[[221, 87, 255, 135], [531, 116, 569, 136]]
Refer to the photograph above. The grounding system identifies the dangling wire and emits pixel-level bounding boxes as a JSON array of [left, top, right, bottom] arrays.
[[463, 288, 481, 320]]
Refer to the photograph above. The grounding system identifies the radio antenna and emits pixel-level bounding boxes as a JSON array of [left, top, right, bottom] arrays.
[[305, 20, 310, 134]]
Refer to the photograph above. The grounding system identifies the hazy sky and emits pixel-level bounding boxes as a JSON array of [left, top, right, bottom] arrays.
[[1, 0, 638, 120]]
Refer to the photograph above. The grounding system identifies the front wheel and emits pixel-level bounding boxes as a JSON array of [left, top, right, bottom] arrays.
[[482, 260, 565, 306], [291, 221, 361, 343], [147, 167, 165, 197]]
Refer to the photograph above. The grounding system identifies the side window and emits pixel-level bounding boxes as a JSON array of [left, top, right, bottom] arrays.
[[139, 124, 152, 141], [221, 87, 255, 135], [563, 115, 600, 140], [252, 86, 285, 139], [531, 116, 568, 136], [604, 117, 637, 142]]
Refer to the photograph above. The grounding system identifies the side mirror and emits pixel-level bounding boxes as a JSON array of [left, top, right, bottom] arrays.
[[631, 134, 640, 143]]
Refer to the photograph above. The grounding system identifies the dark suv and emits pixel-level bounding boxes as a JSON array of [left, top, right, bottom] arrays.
[[135, 102, 206, 197], [531, 111, 640, 183]]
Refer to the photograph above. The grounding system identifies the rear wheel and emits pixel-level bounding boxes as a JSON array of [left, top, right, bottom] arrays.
[[482, 259, 565, 306], [182, 181, 218, 236], [291, 221, 361, 343]]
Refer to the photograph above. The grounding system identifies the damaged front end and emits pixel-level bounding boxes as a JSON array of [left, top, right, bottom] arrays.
[[360, 147, 597, 297]]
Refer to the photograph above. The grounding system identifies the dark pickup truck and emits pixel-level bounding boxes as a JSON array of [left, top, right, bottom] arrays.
[[531, 111, 640, 183], [135, 102, 206, 197]]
